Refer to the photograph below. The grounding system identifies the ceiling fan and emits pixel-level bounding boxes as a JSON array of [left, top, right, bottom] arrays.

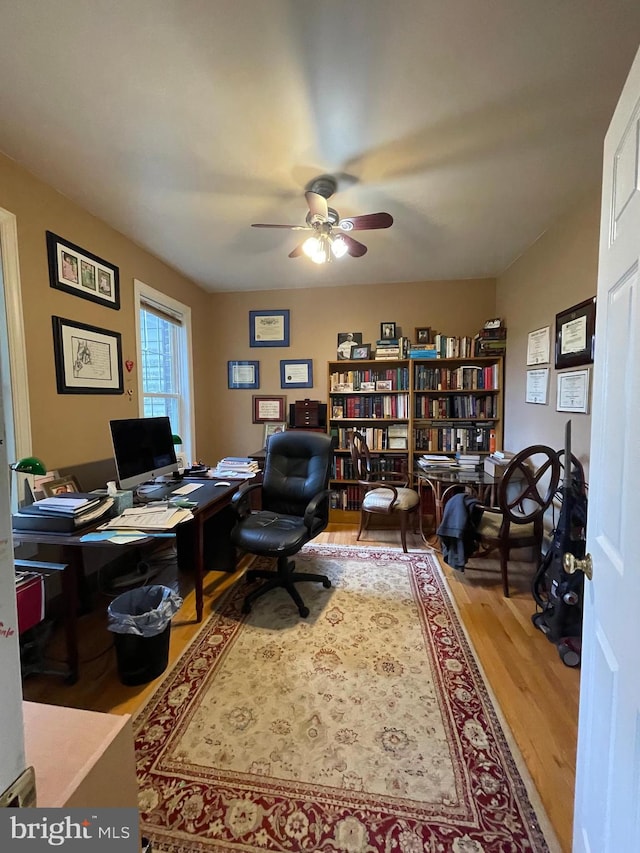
[[251, 175, 393, 263]]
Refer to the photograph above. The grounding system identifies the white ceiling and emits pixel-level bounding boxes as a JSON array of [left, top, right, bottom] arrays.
[[1, 1, 639, 293]]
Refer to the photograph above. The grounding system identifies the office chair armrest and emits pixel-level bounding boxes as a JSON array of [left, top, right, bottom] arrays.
[[303, 488, 333, 530], [230, 481, 263, 519]]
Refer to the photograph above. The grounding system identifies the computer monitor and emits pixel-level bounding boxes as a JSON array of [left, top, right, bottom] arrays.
[[109, 416, 178, 491]]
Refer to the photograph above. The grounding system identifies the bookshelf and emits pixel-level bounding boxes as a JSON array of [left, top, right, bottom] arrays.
[[328, 355, 504, 521]]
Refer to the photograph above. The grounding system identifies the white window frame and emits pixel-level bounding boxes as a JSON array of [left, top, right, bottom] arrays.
[[0, 207, 35, 511], [134, 279, 195, 464]]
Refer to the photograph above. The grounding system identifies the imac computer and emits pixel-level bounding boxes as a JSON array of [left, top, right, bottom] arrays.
[[109, 416, 178, 493]]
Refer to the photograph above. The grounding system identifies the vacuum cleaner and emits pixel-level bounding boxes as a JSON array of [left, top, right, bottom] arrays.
[[531, 420, 588, 667]]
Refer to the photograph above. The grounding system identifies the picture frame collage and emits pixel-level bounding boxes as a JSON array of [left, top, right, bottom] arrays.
[[525, 296, 595, 413], [46, 232, 124, 396]]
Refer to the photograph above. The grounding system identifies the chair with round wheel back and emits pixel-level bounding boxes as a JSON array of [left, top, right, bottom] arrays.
[[475, 444, 561, 597], [230, 431, 334, 618], [349, 430, 421, 552]]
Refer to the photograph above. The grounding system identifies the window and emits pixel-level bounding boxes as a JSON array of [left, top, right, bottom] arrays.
[[134, 280, 194, 463]]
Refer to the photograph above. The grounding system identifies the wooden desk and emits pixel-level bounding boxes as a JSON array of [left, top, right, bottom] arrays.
[[13, 479, 245, 680], [23, 701, 138, 808], [415, 467, 498, 529]]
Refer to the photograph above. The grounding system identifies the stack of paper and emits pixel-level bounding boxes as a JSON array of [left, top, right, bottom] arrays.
[[100, 505, 193, 530], [209, 457, 259, 479], [32, 495, 103, 514]]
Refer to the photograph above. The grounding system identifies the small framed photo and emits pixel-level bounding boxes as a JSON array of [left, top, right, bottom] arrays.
[[337, 332, 363, 360], [264, 422, 287, 445], [331, 404, 344, 418], [380, 322, 396, 340], [252, 395, 286, 423], [376, 380, 393, 391], [46, 231, 120, 310], [52, 316, 123, 395], [555, 297, 596, 369], [228, 360, 260, 389], [249, 309, 290, 347], [557, 368, 590, 413], [42, 475, 80, 497], [351, 344, 371, 360], [280, 359, 313, 389], [360, 381, 376, 391], [414, 327, 431, 344]]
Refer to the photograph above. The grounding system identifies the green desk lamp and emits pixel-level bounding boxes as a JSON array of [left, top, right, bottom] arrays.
[[11, 456, 47, 476], [10, 456, 47, 506], [171, 434, 182, 446]]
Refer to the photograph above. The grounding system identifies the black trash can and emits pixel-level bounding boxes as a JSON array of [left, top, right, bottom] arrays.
[[107, 585, 182, 686]]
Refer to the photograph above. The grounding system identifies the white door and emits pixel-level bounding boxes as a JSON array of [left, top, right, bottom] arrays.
[[572, 46, 640, 852]]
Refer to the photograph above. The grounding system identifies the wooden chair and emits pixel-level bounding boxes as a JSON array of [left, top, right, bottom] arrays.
[[475, 444, 561, 596], [349, 431, 420, 552]]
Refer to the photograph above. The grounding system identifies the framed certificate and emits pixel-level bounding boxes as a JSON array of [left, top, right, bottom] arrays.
[[555, 298, 596, 369], [526, 327, 550, 365], [280, 359, 313, 389], [249, 310, 290, 347], [526, 368, 549, 404], [557, 369, 590, 413], [228, 360, 260, 389]]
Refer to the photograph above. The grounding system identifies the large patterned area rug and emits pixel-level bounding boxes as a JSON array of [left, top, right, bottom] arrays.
[[134, 545, 557, 852]]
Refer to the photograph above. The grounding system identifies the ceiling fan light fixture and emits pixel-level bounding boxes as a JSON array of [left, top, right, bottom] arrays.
[[311, 241, 330, 264], [331, 235, 348, 258], [302, 236, 321, 258]]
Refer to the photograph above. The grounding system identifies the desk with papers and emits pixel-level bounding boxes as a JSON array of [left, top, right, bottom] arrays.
[[13, 479, 246, 679]]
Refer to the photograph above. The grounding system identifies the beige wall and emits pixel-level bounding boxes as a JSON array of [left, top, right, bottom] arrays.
[[496, 192, 600, 477], [3, 146, 600, 479], [0, 153, 213, 470], [208, 280, 497, 459]]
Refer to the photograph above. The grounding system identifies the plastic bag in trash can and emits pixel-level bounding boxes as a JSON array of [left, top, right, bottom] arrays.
[[107, 584, 183, 637]]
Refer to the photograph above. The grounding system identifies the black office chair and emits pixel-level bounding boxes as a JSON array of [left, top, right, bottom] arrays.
[[230, 431, 334, 617]]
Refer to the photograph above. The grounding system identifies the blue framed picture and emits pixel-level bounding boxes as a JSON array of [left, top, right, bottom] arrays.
[[228, 360, 260, 389], [280, 359, 313, 389], [249, 309, 290, 347]]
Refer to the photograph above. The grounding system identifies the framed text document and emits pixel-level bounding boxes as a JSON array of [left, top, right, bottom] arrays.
[[526, 368, 549, 404], [526, 327, 550, 365], [557, 369, 590, 413]]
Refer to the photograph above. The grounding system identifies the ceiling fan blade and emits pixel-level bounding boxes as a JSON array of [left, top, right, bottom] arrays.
[[338, 212, 393, 231], [252, 223, 311, 230], [305, 191, 329, 221], [288, 243, 306, 258], [341, 234, 368, 257]]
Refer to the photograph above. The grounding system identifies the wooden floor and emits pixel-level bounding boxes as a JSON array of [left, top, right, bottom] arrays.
[[22, 525, 579, 853]]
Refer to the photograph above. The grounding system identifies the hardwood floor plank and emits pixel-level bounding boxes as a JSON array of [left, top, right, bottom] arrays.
[[21, 526, 578, 852]]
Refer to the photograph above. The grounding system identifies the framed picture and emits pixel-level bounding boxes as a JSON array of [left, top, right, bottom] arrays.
[[376, 380, 393, 391], [557, 368, 590, 413], [264, 422, 287, 444], [380, 322, 396, 340], [228, 360, 260, 389], [46, 231, 120, 310], [52, 316, 123, 395], [526, 368, 549, 404], [526, 327, 551, 365], [555, 297, 596, 369], [414, 327, 431, 345], [280, 359, 313, 389], [351, 344, 371, 360], [249, 310, 290, 347], [360, 381, 376, 391], [337, 332, 363, 360], [41, 474, 80, 496], [252, 395, 286, 423]]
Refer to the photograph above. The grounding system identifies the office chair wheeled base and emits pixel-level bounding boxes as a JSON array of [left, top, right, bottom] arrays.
[[242, 555, 331, 618]]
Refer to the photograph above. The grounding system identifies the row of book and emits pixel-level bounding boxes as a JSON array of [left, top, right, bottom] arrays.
[[330, 485, 365, 511], [413, 395, 499, 419], [330, 394, 410, 419], [414, 422, 495, 453], [413, 364, 500, 391], [330, 366, 410, 391], [332, 454, 408, 480]]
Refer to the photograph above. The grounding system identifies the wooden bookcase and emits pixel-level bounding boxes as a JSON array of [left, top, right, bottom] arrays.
[[328, 356, 504, 521]]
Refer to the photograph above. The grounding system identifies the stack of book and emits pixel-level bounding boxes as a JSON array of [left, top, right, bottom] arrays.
[[374, 337, 410, 360], [474, 322, 507, 356], [12, 493, 114, 532], [417, 454, 458, 470], [409, 344, 437, 359], [455, 452, 482, 470]]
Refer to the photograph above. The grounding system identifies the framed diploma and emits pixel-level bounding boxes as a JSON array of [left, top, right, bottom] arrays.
[[555, 297, 596, 369], [280, 359, 313, 389], [249, 310, 290, 347], [556, 369, 590, 413], [526, 368, 549, 404], [526, 326, 550, 365], [228, 360, 260, 389]]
